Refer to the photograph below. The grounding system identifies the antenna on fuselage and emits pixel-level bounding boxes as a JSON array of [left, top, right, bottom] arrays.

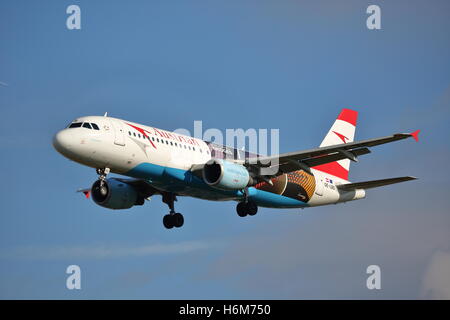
[[103, 112, 108, 117]]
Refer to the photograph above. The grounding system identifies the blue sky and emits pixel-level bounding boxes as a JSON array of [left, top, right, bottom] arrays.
[[1, 0, 450, 299]]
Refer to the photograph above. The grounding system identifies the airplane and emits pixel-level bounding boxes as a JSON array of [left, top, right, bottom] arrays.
[[53, 109, 419, 229]]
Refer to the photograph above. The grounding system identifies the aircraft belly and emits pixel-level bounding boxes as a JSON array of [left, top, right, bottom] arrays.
[[247, 187, 307, 208], [125, 162, 308, 206], [126, 162, 240, 201]]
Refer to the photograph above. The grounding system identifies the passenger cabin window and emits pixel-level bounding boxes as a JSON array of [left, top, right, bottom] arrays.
[[83, 123, 92, 129], [69, 122, 82, 128], [91, 123, 100, 130]]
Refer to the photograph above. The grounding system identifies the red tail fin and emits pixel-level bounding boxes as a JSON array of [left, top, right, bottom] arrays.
[[313, 109, 358, 181]]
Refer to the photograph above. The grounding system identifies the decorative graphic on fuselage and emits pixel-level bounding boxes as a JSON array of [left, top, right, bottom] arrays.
[[205, 142, 259, 161], [203, 142, 316, 202], [255, 170, 316, 202], [125, 122, 200, 157]]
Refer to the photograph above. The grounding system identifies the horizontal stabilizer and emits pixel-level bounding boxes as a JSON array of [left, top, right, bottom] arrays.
[[337, 176, 417, 191], [76, 188, 90, 198]]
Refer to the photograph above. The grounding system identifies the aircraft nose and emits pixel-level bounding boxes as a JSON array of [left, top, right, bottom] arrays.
[[52, 129, 74, 155]]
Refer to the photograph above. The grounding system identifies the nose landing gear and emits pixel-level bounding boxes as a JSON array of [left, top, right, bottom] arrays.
[[96, 168, 110, 184], [96, 168, 110, 195], [162, 192, 184, 229]]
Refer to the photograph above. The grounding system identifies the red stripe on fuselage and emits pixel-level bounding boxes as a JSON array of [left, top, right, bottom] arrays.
[[313, 161, 349, 180]]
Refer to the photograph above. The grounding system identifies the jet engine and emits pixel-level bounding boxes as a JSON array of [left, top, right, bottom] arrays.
[[91, 178, 144, 209], [202, 159, 252, 190]]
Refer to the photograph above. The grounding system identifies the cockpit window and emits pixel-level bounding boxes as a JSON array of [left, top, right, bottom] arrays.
[[91, 123, 100, 130], [69, 122, 82, 128], [82, 122, 92, 129]]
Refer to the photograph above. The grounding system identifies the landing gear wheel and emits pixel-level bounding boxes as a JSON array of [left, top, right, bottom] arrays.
[[236, 201, 258, 217], [162, 193, 185, 229], [247, 202, 258, 216], [162, 213, 184, 229], [163, 215, 174, 229], [173, 213, 184, 228], [236, 202, 248, 217]]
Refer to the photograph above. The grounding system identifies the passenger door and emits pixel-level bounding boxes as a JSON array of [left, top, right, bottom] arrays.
[[111, 120, 126, 146]]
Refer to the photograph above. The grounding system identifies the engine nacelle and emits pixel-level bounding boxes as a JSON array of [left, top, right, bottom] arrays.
[[202, 159, 251, 190], [91, 178, 144, 210]]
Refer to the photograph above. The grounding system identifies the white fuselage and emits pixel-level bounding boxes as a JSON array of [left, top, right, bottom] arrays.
[[53, 116, 365, 208]]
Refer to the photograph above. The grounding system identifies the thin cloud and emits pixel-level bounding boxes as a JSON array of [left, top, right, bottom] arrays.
[[400, 84, 450, 128], [421, 250, 450, 299], [0, 241, 216, 260], [201, 185, 450, 299]]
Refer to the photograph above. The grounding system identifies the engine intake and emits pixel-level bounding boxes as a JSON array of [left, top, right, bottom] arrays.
[[202, 159, 251, 190], [91, 178, 144, 210]]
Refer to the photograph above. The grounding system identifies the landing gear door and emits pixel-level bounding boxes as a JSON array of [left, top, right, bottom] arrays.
[[111, 120, 126, 146]]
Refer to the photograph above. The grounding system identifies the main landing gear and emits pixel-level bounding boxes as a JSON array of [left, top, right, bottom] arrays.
[[162, 193, 184, 229], [236, 188, 258, 217], [236, 201, 258, 217]]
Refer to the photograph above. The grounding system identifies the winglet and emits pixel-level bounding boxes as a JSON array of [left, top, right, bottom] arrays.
[[410, 129, 420, 142]]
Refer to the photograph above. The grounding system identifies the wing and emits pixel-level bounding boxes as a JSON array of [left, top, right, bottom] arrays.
[[337, 176, 417, 191], [114, 178, 161, 198], [246, 130, 420, 176]]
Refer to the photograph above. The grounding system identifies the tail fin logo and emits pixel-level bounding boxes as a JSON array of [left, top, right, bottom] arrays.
[[332, 131, 349, 144]]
